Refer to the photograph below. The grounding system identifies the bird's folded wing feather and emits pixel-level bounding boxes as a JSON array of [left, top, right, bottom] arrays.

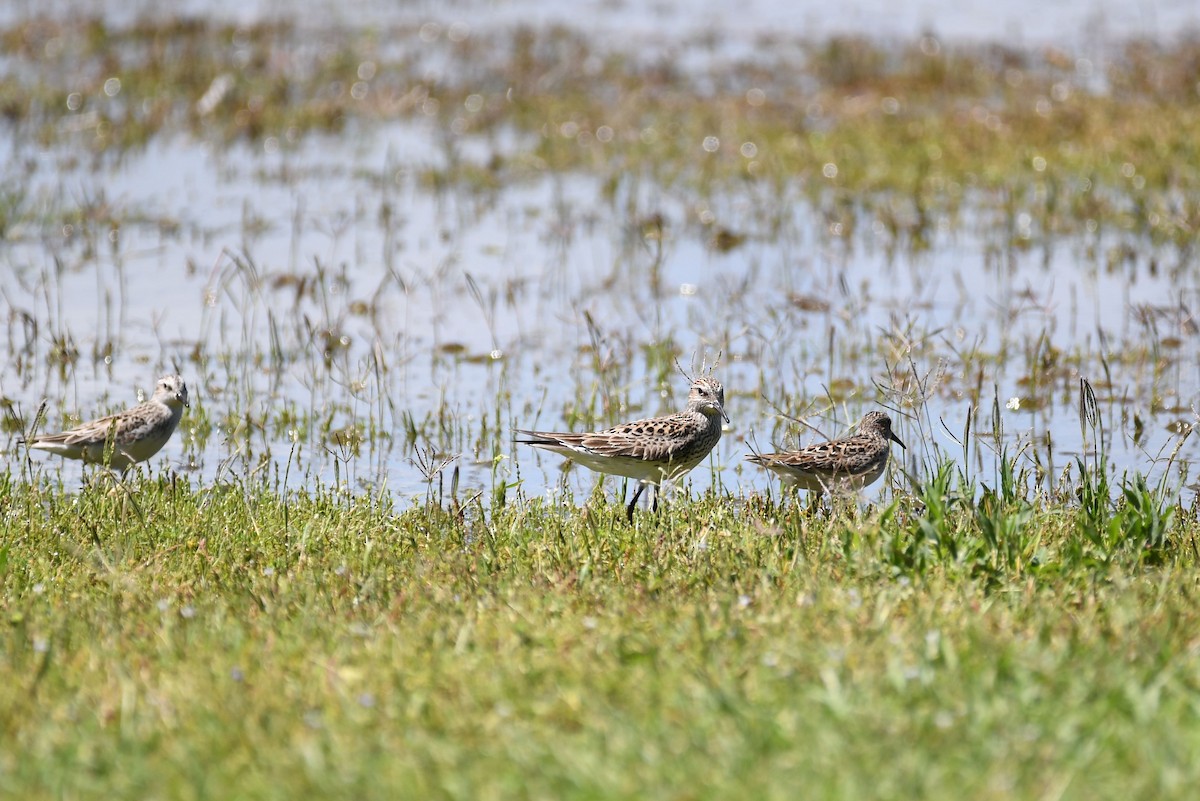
[[580, 417, 696, 461], [767, 442, 848, 472], [517, 413, 699, 462], [46, 410, 137, 446]]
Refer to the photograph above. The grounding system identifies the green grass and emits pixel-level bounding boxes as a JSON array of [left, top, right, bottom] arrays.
[[2, 468, 1199, 800], [2, 13, 1199, 800]]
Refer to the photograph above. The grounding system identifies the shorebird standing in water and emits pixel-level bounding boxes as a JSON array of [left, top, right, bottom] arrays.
[[746, 410, 905, 493], [516, 375, 729, 520], [23, 374, 190, 471]]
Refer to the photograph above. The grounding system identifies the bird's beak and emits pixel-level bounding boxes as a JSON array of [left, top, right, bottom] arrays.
[[721, 408, 731, 424], [891, 431, 906, 449]]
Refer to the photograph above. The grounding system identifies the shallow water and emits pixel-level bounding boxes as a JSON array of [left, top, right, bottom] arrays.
[[0, 2, 1196, 506], [3, 127, 1194, 501], [7, 0, 1196, 44]]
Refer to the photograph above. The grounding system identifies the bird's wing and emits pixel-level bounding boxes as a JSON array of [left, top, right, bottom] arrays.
[[517, 413, 699, 462], [39, 408, 142, 447], [753, 441, 848, 473]]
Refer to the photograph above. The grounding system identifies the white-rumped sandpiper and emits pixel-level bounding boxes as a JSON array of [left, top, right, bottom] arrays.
[[23, 374, 190, 471], [516, 375, 728, 520], [746, 410, 905, 493]]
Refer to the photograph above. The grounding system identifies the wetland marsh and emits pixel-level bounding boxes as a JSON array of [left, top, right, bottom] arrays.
[[2, 2, 1200, 798], [1, 10, 1197, 501]]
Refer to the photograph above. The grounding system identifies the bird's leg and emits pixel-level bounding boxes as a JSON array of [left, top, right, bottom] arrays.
[[626, 482, 646, 522], [651, 484, 659, 514]]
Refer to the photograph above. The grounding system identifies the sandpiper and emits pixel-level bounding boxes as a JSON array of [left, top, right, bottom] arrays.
[[746, 410, 905, 493], [516, 375, 728, 520], [23, 374, 190, 471]]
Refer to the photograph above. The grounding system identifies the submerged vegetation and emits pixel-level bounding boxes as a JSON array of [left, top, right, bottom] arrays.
[[0, 15, 1195, 498], [1, 8, 1200, 799], [3, 17, 1200, 244]]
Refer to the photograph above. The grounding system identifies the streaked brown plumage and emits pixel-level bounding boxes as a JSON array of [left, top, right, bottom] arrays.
[[516, 376, 728, 519], [22, 374, 190, 471], [747, 410, 905, 492]]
